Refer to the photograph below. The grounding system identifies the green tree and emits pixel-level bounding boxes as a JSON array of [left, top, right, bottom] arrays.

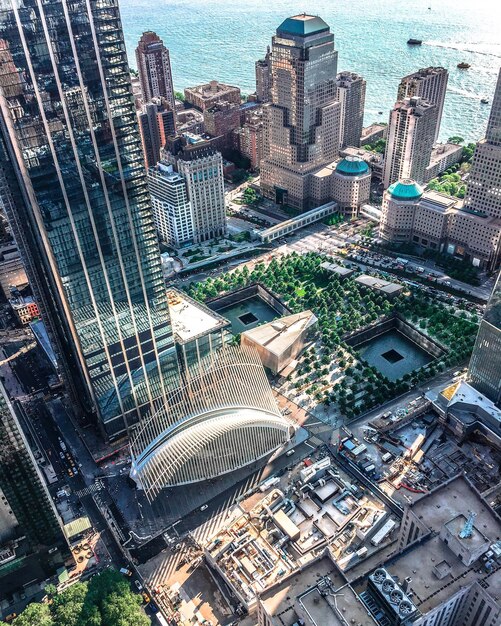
[[13, 604, 53, 626]]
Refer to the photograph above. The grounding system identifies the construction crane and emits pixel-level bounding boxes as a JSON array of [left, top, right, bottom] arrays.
[[459, 511, 476, 539]]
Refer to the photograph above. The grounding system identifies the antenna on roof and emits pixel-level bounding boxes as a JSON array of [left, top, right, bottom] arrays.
[[459, 511, 476, 539]]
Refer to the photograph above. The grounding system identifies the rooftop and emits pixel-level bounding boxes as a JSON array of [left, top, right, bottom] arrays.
[[420, 189, 458, 212], [439, 380, 501, 425], [241, 310, 317, 357], [379, 476, 501, 614], [320, 261, 355, 278], [354, 274, 404, 295], [166, 289, 229, 344], [388, 179, 424, 201], [336, 156, 370, 177], [277, 14, 330, 37], [259, 554, 378, 626]]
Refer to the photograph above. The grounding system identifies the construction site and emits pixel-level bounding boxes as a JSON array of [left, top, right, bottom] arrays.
[[338, 393, 501, 505], [204, 451, 400, 613]]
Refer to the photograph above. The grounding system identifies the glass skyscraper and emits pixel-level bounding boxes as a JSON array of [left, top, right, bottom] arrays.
[[0, 0, 178, 439], [0, 383, 71, 598], [468, 271, 501, 406]]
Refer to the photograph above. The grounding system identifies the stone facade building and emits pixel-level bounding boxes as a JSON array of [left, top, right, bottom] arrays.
[[184, 80, 241, 112], [379, 180, 501, 269]]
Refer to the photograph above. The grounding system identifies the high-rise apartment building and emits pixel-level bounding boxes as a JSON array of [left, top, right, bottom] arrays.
[[138, 97, 176, 168], [468, 271, 501, 406], [148, 162, 193, 247], [255, 47, 272, 103], [164, 135, 227, 243], [465, 68, 501, 219], [203, 101, 241, 151], [336, 71, 366, 149], [383, 96, 438, 188], [236, 111, 264, 170], [260, 14, 341, 211], [398, 67, 448, 142], [135, 31, 176, 111], [0, 0, 178, 439], [0, 383, 71, 600]]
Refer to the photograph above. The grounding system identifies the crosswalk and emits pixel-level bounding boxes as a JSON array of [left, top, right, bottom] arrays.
[[75, 479, 105, 498]]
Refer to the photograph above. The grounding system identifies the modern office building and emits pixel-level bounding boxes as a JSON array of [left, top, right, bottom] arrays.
[[379, 180, 501, 268], [398, 67, 448, 142], [0, 383, 71, 602], [464, 68, 501, 219], [147, 162, 193, 247], [184, 80, 241, 112], [138, 97, 176, 168], [468, 271, 501, 406], [260, 14, 341, 210], [164, 135, 227, 242], [0, 0, 179, 439], [383, 96, 438, 188], [255, 47, 272, 103], [135, 31, 176, 111], [130, 344, 294, 499], [336, 71, 366, 149]]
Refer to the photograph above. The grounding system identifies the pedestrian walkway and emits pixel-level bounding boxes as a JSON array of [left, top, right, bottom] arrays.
[[75, 479, 104, 498]]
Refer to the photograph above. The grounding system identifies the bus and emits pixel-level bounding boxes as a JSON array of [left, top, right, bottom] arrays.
[[155, 614, 170, 626]]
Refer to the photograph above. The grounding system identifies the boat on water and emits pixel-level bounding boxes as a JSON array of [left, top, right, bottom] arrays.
[[457, 62, 471, 69], [407, 38, 422, 45], [481, 98, 489, 104]]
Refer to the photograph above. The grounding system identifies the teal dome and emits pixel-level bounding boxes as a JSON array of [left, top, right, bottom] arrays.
[[277, 14, 329, 37], [388, 179, 424, 201], [336, 157, 369, 177]]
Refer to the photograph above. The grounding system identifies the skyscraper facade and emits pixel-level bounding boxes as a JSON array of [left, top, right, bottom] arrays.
[[148, 161, 193, 247], [0, 0, 178, 439], [260, 14, 341, 211], [336, 71, 366, 149], [383, 96, 438, 188], [465, 68, 501, 219], [164, 136, 227, 243], [255, 47, 272, 103], [398, 67, 448, 142], [135, 31, 176, 111], [0, 383, 71, 598], [468, 271, 501, 406], [138, 97, 176, 169]]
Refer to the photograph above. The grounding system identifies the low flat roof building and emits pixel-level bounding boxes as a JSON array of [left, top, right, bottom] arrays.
[[354, 274, 404, 298], [258, 553, 378, 626], [184, 80, 241, 111], [166, 289, 230, 368], [320, 261, 356, 279]]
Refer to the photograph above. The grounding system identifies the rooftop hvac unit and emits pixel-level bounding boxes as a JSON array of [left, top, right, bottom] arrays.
[[399, 600, 414, 616], [373, 569, 387, 584], [382, 579, 395, 594], [389, 589, 403, 605]]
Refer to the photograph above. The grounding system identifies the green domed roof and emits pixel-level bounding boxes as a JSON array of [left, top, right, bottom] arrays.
[[336, 157, 369, 176], [388, 179, 424, 200], [277, 14, 330, 37]]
